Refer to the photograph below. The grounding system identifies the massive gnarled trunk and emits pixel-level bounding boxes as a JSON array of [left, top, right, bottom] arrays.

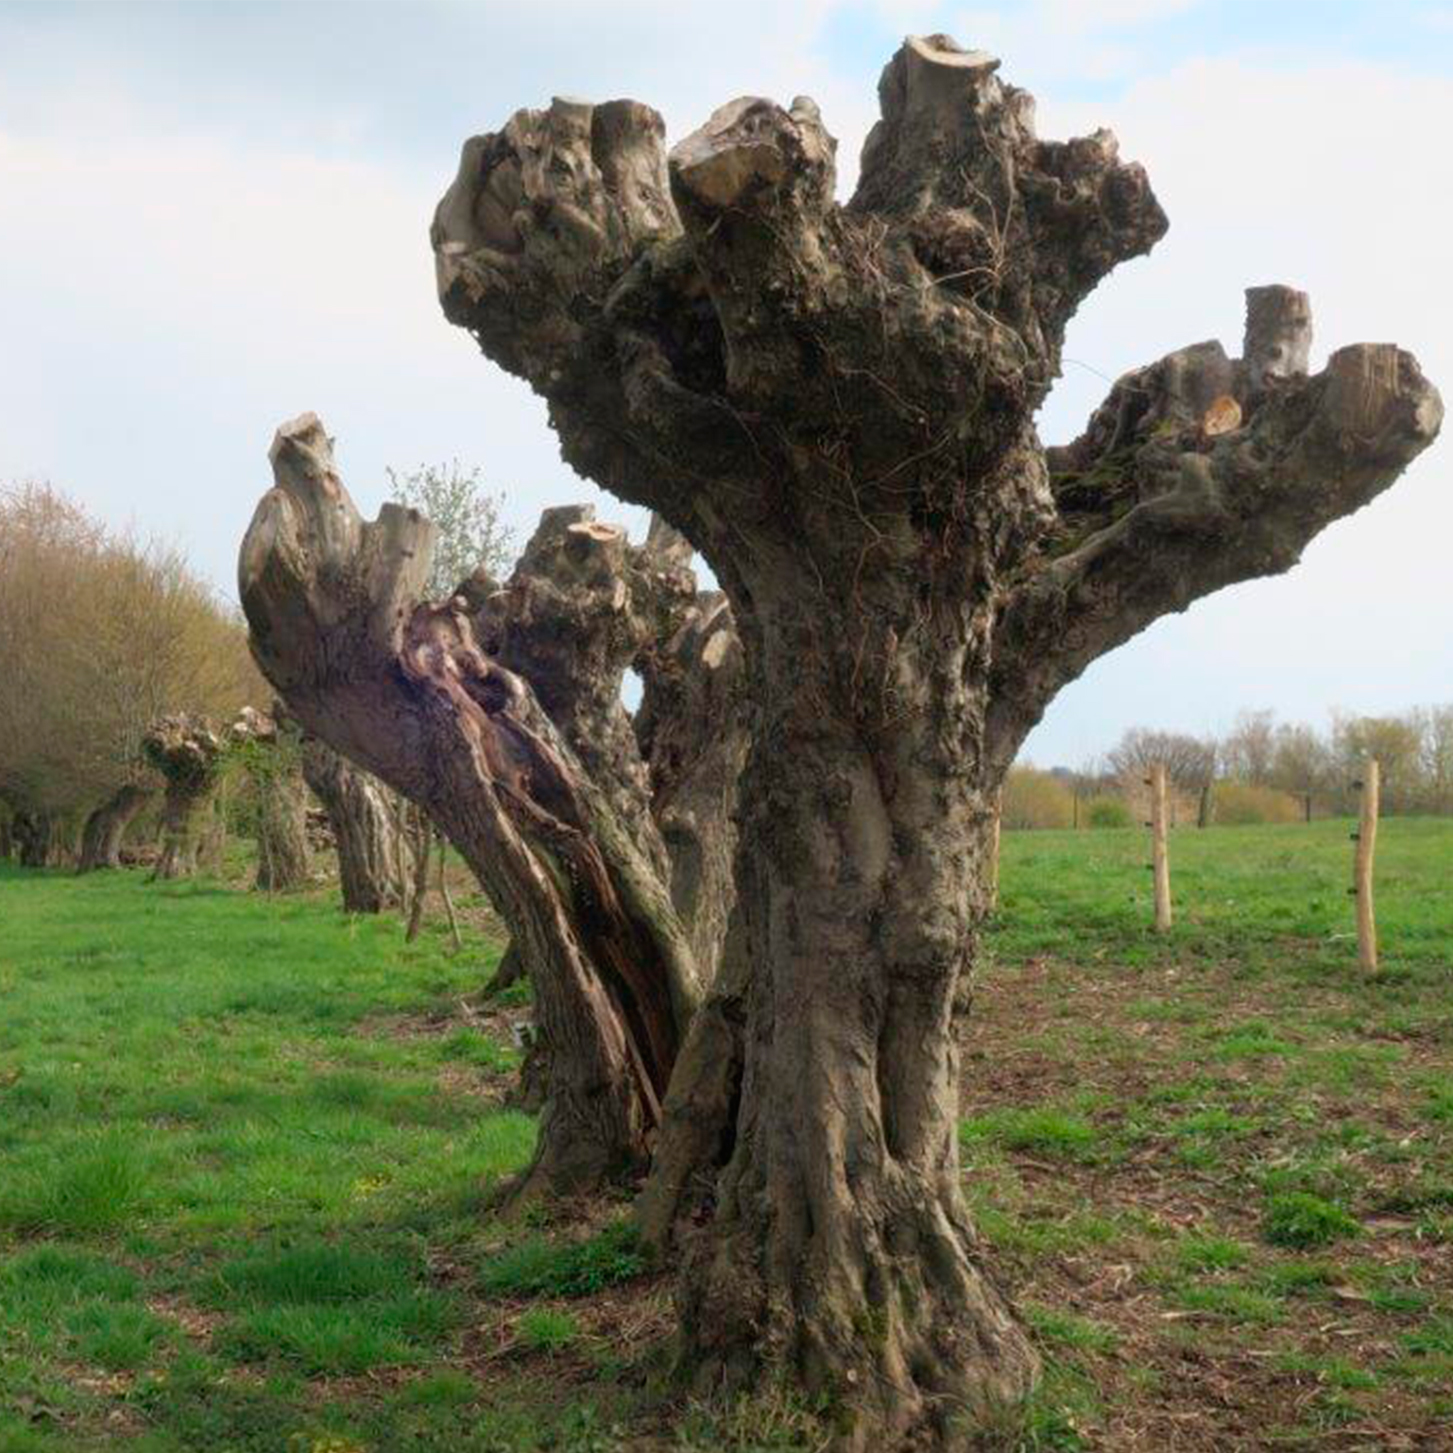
[[78, 783, 154, 872], [300, 735, 408, 912], [240, 418, 704, 1198], [142, 715, 227, 881], [432, 33, 1440, 1444]]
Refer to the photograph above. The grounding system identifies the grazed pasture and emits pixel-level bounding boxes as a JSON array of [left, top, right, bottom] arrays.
[[1, 819, 1450, 1450]]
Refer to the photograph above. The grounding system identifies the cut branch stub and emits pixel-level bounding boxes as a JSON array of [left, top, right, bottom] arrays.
[[433, 97, 679, 391], [240, 414, 701, 1198], [1244, 283, 1312, 389]]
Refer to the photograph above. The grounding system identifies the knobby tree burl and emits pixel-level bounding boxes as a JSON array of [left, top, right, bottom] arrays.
[[239, 427, 744, 1199], [430, 33, 1441, 1444]]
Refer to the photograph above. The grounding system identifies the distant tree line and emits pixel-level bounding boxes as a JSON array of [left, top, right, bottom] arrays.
[[1004, 707, 1453, 829]]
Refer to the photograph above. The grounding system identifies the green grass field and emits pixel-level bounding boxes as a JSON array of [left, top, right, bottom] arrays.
[[1, 819, 1450, 1450]]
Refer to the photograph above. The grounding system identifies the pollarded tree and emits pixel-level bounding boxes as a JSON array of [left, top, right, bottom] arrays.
[[231, 706, 312, 892], [240, 431, 746, 1198], [142, 714, 229, 881], [0, 483, 260, 869], [77, 782, 155, 872], [429, 34, 1441, 1443]]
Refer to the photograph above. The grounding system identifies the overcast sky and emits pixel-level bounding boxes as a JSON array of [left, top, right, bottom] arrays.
[[1, 0, 1449, 766]]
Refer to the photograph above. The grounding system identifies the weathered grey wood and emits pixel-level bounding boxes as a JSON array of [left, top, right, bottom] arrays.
[[240, 415, 704, 1200], [1244, 283, 1312, 388]]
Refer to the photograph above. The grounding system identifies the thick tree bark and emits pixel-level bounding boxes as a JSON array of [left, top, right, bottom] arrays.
[[635, 584, 746, 984], [483, 940, 526, 996], [142, 715, 227, 881], [461, 502, 741, 1101], [240, 416, 703, 1198], [300, 735, 408, 912], [78, 783, 154, 872], [13, 810, 58, 869], [676, 612, 1028, 1431], [432, 31, 1440, 1445]]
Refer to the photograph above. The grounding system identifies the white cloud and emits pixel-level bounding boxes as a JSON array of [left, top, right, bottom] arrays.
[[952, 0, 1200, 83], [0, 10, 1446, 762]]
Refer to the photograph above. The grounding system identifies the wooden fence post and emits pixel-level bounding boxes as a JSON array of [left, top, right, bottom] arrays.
[[1149, 763, 1172, 933], [986, 790, 1003, 913], [1353, 758, 1380, 974]]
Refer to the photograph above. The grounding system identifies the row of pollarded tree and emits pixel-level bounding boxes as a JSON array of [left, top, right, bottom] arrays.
[[0, 455, 511, 914], [0, 481, 260, 870], [237, 35, 1442, 1450], [2, 687, 436, 918], [0, 485, 323, 886]]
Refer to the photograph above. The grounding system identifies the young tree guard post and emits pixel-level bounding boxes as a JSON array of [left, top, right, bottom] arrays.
[[1149, 762, 1172, 932], [1353, 757, 1381, 974]]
